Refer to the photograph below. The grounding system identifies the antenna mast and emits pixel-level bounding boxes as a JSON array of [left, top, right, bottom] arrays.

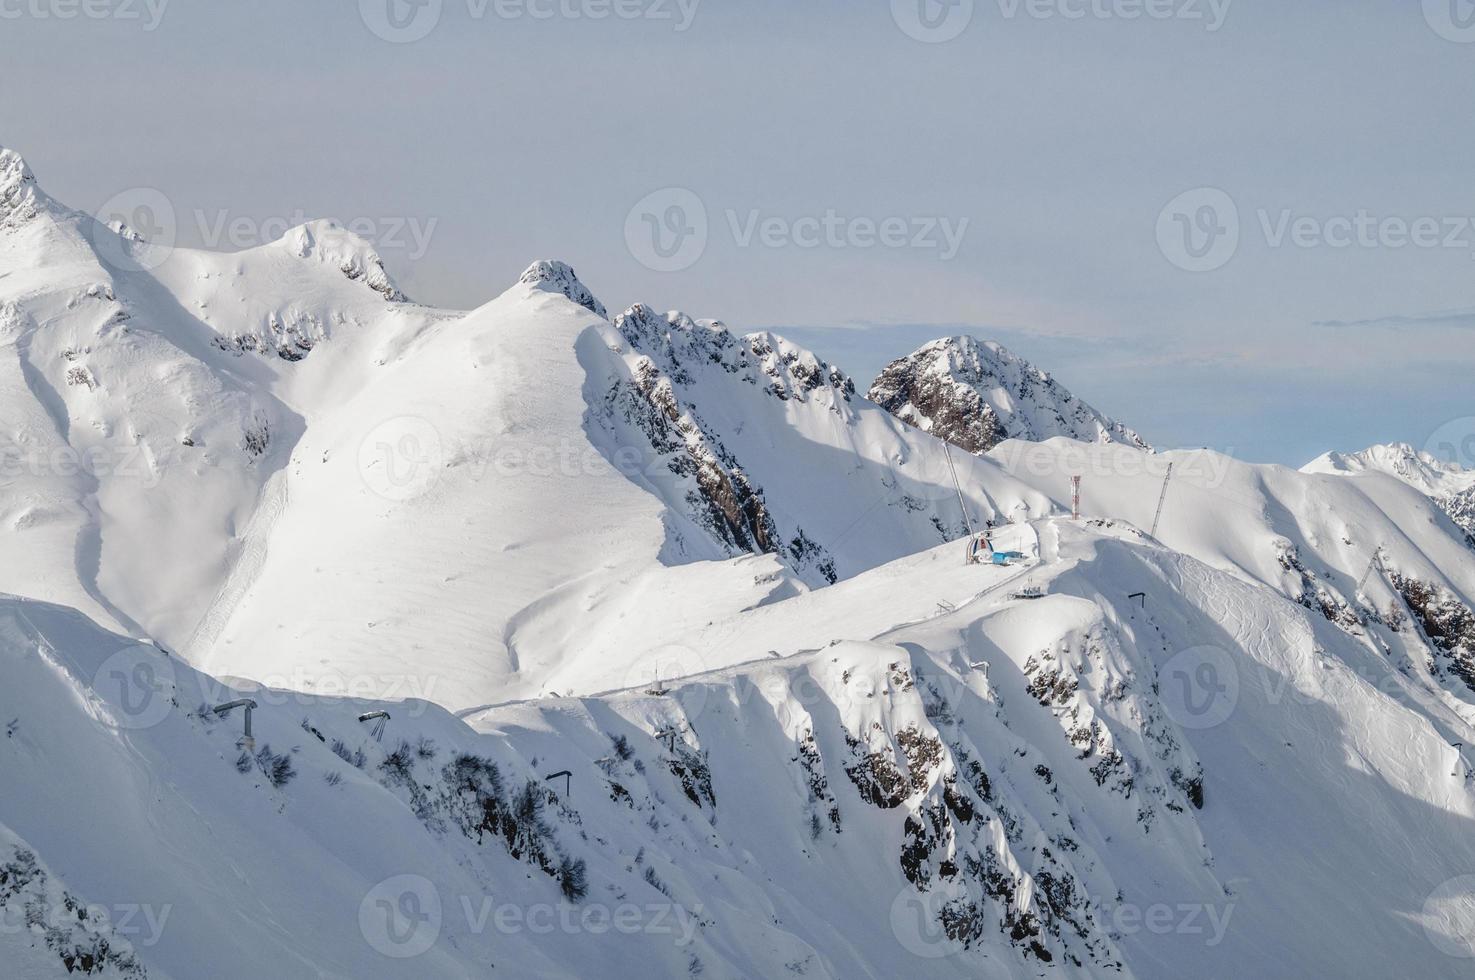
[[942, 441, 976, 539], [1149, 462, 1174, 538]]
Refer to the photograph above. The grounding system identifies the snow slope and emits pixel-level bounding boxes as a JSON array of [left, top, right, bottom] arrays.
[[7, 513, 1475, 977], [0, 145, 1063, 711], [993, 438, 1475, 712], [1305, 442, 1475, 543], [0, 148, 439, 648], [199, 281, 1053, 711], [869, 336, 1148, 454], [7, 145, 1475, 978]]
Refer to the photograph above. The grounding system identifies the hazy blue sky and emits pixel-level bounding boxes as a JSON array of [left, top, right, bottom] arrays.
[[4, 0, 1472, 464]]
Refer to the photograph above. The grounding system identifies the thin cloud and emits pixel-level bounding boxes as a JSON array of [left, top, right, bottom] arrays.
[[1314, 309, 1475, 330]]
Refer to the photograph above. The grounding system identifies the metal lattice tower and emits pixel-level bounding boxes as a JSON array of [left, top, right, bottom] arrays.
[[1356, 546, 1386, 596], [942, 441, 975, 539], [1149, 462, 1175, 538]]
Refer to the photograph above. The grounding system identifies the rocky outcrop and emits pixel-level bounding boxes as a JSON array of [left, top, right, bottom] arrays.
[[520, 259, 606, 318], [868, 336, 1147, 454], [0, 149, 47, 230], [594, 303, 848, 583]]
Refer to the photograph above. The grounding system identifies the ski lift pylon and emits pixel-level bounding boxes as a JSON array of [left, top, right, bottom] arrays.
[[357, 710, 391, 742]]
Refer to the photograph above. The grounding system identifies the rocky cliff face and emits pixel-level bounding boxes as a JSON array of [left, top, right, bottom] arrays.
[[595, 302, 856, 583], [868, 336, 1147, 454]]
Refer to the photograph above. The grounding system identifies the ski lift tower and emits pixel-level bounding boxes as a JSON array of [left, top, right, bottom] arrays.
[[1071, 475, 1082, 520]]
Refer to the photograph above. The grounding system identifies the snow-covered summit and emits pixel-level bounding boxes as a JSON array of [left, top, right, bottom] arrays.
[[276, 219, 405, 302], [519, 258, 606, 317], [1305, 442, 1475, 495], [1305, 442, 1475, 542], [868, 335, 1148, 454], [0, 146, 69, 233], [0, 147, 52, 229]]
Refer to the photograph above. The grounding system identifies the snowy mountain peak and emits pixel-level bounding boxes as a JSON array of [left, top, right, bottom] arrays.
[[1306, 442, 1470, 486], [518, 258, 606, 318], [1305, 442, 1475, 542], [612, 303, 857, 403], [0, 147, 51, 229], [868, 335, 1148, 454], [276, 218, 405, 301]]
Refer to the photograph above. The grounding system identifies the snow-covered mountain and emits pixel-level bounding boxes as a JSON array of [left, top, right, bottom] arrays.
[[1305, 443, 1475, 543], [0, 147, 1053, 709], [5, 147, 1475, 978], [868, 336, 1148, 454]]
